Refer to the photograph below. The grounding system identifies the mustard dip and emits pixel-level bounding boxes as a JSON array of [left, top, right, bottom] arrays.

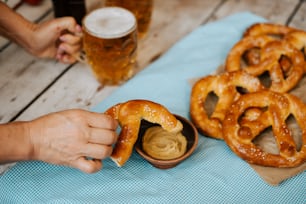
[[142, 126, 187, 160]]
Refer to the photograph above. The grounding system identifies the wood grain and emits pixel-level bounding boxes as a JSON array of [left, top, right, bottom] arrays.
[[0, 0, 305, 122]]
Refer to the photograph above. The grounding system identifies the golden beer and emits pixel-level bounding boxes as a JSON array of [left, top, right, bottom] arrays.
[[104, 0, 153, 39], [83, 7, 137, 85]]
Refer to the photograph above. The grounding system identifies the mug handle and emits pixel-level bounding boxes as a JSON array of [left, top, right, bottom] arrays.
[[73, 50, 87, 64]]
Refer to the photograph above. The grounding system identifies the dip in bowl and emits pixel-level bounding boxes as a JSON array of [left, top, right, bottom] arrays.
[[135, 114, 198, 169]]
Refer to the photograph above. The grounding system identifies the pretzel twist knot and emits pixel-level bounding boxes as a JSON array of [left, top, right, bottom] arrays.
[[190, 71, 265, 139], [225, 36, 305, 93], [105, 100, 183, 167], [222, 91, 306, 167]]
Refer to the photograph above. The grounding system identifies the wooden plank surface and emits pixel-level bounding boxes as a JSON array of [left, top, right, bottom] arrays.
[[0, 0, 305, 123], [0, 43, 68, 123], [210, 0, 300, 24], [16, 0, 225, 121], [290, 0, 306, 28]]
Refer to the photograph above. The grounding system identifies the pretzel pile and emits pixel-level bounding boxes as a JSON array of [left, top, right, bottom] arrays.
[[190, 22, 306, 167]]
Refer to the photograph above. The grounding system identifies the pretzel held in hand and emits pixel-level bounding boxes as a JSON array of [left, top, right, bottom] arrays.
[[105, 100, 183, 167], [190, 70, 265, 139], [223, 91, 306, 167]]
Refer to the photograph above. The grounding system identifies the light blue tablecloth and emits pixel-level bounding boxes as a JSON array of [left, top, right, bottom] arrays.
[[0, 12, 305, 204]]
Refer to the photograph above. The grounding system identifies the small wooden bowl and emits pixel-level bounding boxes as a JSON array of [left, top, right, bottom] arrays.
[[135, 114, 198, 169]]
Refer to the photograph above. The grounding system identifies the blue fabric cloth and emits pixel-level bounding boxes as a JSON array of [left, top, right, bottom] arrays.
[[0, 12, 305, 204]]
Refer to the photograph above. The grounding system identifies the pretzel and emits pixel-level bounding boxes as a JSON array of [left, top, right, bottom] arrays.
[[104, 99, 183, 167], [225, 35, 276, 72], [285, 31, 306, 51], [285, 31, 306, 71], [243, 22, 300, 38], [251, 41, 304, 92], [222, 90, 306, 167], [226, 39, 305, 93], [190, 70, 265, 139], [240, 23, 304, 70]]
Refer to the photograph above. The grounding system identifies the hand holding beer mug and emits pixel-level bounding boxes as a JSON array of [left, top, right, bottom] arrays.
[[104, 0, 153, 39], [82, 7, 137, 85]]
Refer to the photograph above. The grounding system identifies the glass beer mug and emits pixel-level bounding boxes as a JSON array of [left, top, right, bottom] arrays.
[[104, 0, 153, 39], [82, 7, 138, 85]]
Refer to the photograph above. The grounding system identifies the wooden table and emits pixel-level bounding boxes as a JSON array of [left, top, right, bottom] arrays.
[[1, 0, 305, 123], [0, 0, 305, 187], [1, 0, 306, 199]]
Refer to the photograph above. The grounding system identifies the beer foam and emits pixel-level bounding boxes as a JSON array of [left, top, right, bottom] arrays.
[[84, 7, 136, 39]]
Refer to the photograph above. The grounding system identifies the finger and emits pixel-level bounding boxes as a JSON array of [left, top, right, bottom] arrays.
[[72, 157, 102, 173], [59, 43, 81, 55], [82, 143, 113, 159], [86, 112, 119, 130], [60, 34, 82, 45], [55, 17, 81, 35], [59, 54, 77, 64], [56, 53, 76, 64], [88, 128, 118, 145]]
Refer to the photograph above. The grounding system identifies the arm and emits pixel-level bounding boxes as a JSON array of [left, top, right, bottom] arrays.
[[0, 2, 36, 51], [0, 110, 118, 173], [0, 2, 82, 63]]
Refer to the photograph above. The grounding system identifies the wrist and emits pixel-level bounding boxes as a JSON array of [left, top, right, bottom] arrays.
[[0, 121, 34, 163], [20, 22, 39, 55]]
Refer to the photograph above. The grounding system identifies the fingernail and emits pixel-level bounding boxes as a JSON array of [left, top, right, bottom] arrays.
[[59, 44, 66, 51], [62, 56, 71, 63], [59, 35, 66, 42], [76, 25, 82, 32], [56, 54, 62, 61]]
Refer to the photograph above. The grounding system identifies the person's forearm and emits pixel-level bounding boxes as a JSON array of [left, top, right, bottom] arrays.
[[0, 2, 36, 50], [0, 121, 33, 164]]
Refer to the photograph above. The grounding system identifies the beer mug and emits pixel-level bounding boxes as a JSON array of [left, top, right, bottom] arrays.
[[82, 7, 138, 85], [104, 0, 153, 39]]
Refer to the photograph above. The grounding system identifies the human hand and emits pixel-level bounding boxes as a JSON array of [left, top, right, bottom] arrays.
[[29, 17, 83, 64], [27, 109, 118, 173]]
